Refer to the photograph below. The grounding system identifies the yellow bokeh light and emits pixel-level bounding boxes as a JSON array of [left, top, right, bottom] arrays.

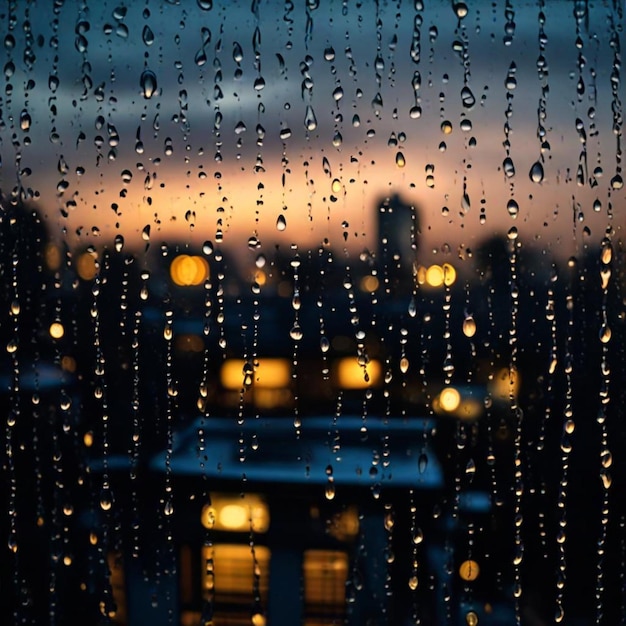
[[251, 614, 266, 626], [221, 358, 291, 390], [425, 264, 444, 287], [439, 387, 461, 412], [418, 264, 457, 288], [83, 431, 94, 447], [459, 559, 480, 582], [49, 322, 65, 339], [201, 494, 270, 533], [360, 275, 379, 293], [335, 357, 382, 389], [219, 504, 249, 530], [44, 243, 62, 271], [170, 255, 209, 286], [76, 252, 97, 281], [254, 358, 291, 388]]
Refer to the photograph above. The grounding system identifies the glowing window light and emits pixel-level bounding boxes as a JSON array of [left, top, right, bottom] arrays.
[[219, 504, 248, 530], [200, 544, 270, 604], [303, 550, 349, 609], [201, 493, 270, 533], [220, 358, 291, 390], [255, 358, 291, 388], [220, 359, 246, 390], [170, 255, 209, 286], [334, 357, 382, 389]]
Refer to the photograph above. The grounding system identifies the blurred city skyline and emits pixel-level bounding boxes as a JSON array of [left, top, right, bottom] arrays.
[[0, 0, 623, 266]]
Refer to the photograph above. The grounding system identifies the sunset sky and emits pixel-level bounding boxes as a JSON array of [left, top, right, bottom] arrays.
[[1, 0, 623, 268]]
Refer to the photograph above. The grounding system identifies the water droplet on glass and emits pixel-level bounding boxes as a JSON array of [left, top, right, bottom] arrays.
[[599, 325, 611, 343], [142, 25, 154, 46], [463, 316, 476, 337], [140, 69, 157, 99], [610, 174, 624, 189], [418, 453, 428, 474], [100, 488, 114, 511], [289, 324, 303, 341], [453, 2, 469, 18], [276, 214, 287, 231], [460, 86, 475, 109], [304, 105, 317, 131], [503, 157, 516, 178], [20, 110, 31, 131], [529, 160, 544, 183], [507, 198, 519, 218]]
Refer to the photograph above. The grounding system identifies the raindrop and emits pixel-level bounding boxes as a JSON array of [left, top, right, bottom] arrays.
[[20, 110, 31, 132], [463, 316, 476, 338], [142, 25, 154, 46], [395, 152, 406, 168], [289, 324, 303, 341], [610, 174, 624, 190], [100, 487, 114, 511], [418, 453, 428, 474], [140, 69, 157, 99], [304, 105, 317, 131], [453, 2, 469, 18], [276, 214, 287, 231], [460, 85, 475, 109], [507, 198, 519, 218], [503, 157, 516, 178], [599, 325, 611, 344], [529, 160, 544, 183]]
